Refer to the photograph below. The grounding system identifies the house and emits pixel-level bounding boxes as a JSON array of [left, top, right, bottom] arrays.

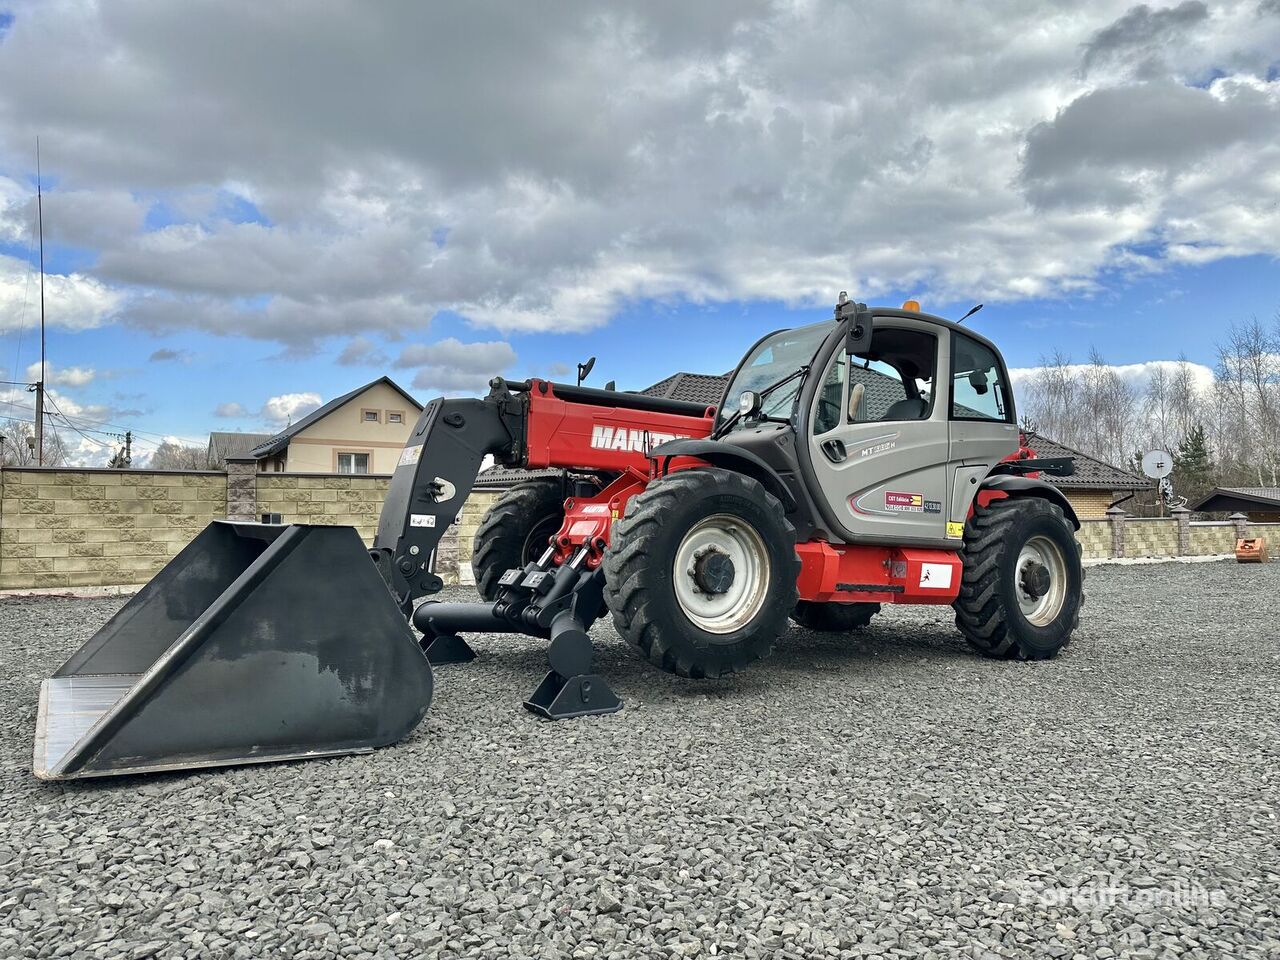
[[247, 377, 422, 474], [1190, 487, 1280, 522], [476, 369, 1146, 519], [206, 431, 273, 469], [1018, 430, 1149, 518]]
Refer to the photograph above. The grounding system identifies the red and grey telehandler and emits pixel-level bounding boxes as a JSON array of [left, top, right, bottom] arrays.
[[34, 297, 1082, 779]]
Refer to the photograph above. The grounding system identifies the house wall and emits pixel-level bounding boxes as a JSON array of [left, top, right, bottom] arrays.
[[1061, 488, 1129, 520], [284, 381, 418, 474]]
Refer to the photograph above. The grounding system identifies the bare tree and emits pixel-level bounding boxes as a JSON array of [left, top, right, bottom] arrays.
[[1143, 363, 1173, 454], [148, 441, 209, 471], [0, 418, 70, 467], [1214, 318, 1280, 486], [1018, 349, 1138, 466]]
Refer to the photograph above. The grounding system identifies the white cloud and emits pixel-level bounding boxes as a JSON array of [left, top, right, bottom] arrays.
[[394, 338, 518, 394], [0, 2, 1276, 347], [1009, 359, 1216, 394], [337, 336, 389, 367], [24, 361, 98, 387], [261, 392, 322, 426], [0, 254, 123, 333], [213, 401, 249, 418]]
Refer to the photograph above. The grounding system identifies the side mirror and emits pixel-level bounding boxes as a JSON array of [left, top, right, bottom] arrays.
[[844, 305, 873, 356], [968, 369, 989, 395]]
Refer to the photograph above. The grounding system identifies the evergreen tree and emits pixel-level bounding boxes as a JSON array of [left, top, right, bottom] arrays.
[[1173, 424, 1214, 506]]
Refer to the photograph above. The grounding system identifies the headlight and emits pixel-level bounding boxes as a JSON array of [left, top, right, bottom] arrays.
[[738, 391, 761, 417]]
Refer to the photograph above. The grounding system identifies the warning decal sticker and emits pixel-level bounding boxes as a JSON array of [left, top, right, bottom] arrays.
[[885, 491, 924, 513], [919, 562, 953, 589]]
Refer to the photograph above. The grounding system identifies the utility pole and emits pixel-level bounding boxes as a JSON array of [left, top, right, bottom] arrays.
[[124, 431, 132, 466], [34, 137, 46, 466]]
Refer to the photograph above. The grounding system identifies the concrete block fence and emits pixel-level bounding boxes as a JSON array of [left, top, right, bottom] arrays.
[[0, 462, 502, 592], [1, 462, 1275, 592]]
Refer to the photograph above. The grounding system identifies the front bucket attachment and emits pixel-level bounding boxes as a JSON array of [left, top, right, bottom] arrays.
[[34, 521, 433, 781]]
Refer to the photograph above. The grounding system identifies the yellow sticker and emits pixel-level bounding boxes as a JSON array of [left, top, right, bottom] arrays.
[[946, 521, 965, 538]]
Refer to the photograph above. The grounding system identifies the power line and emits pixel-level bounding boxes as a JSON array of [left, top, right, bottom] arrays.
[[43, 393, 116, 450], [2, 393, 207, 452]]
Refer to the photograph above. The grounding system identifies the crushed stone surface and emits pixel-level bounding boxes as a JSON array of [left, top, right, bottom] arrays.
[[1, 562, 1277, 958]]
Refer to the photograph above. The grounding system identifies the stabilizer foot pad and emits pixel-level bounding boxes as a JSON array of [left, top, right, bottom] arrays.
[[523, 672, 622, 720], [423, 633, 477, 665]]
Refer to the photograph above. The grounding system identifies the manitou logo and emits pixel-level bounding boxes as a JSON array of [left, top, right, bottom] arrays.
[[589, 425, 691, 453]]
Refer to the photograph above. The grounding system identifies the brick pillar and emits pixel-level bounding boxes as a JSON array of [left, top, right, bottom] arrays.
[[1106, 506, 1126, 559], [1229, 512, 1249, 542], [1171, 505, 1191, 556], [225, 458, 258, 521]]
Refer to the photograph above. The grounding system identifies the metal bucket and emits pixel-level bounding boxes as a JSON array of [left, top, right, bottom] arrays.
[[34, 521, 433, 780]]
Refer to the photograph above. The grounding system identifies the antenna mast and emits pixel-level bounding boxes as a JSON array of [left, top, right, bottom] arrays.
[[34, 138, 46, 466]]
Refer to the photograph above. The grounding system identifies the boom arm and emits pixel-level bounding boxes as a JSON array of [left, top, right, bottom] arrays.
[[372, 384, 526, 610], [372, 378, 717, 611]]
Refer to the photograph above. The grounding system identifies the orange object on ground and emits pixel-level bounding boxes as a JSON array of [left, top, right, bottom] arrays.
[[1236, 538, 1268, 563]]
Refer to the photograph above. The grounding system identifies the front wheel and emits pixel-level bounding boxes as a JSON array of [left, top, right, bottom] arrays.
[[953, 497, 1083, 660], [603, 468, 800, 678]]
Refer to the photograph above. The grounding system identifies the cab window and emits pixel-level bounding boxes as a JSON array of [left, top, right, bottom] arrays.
[[812, 326, 938, 433], [951, 333, 1011, 422]]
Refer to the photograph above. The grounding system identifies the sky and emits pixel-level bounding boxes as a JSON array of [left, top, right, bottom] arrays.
[[0, 0, 1278, 464]]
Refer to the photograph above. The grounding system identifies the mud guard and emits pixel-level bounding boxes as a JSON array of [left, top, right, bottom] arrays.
[[649, 438, 797, 512], [978, 474, 1080, 529]]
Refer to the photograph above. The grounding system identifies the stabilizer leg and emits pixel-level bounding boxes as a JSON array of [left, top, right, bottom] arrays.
[[523, 610, 621, 719], [422, 633, 477, 665]]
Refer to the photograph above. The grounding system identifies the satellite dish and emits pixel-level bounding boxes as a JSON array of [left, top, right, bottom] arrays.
[[1141, 450, 1174, 480]]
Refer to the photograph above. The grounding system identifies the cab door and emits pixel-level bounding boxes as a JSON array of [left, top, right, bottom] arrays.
[[805, 319, 952, 544], [947, 330, 1021, 525]]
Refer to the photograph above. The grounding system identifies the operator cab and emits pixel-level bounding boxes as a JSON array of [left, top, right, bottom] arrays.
[[717, 299, 1018, 548]]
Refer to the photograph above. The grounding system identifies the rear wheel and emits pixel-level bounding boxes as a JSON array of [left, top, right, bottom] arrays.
[[603, 468, 800, 678], [791, 601, 880, 631], [953, 497, 1083, 660], [471, 480, 566, 601]]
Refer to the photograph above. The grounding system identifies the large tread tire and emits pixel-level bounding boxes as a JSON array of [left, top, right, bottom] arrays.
[[792, 601, 880, 632], [603, 468, 800, 679], [953, 496, 1084, 660], [471, 480, 566, 601]]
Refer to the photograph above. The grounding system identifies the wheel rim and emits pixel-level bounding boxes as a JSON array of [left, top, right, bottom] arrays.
[[1015, 534, 1068, 626], [521, 515, 561, 565], [672, 513, 770, 634]]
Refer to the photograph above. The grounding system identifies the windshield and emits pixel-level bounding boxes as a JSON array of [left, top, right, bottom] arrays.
[[720, 321, 835, 423]]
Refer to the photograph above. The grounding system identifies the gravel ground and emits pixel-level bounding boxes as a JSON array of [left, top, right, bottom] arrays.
[[1, 560, 1277, 959]]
